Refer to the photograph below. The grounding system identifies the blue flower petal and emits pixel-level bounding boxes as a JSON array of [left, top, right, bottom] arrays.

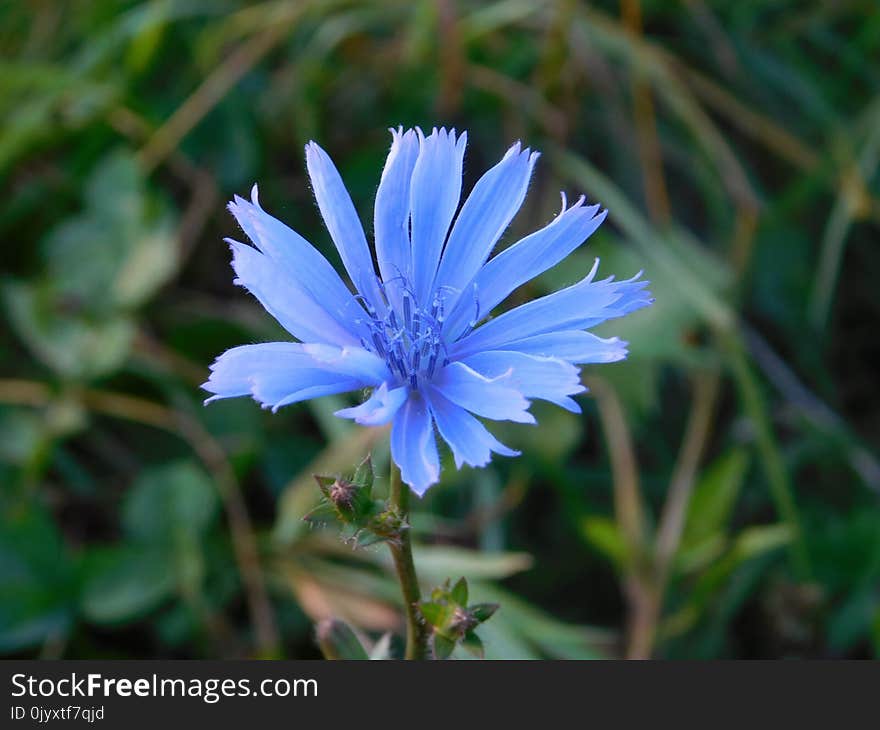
[[305, 141, 385, 312], [391, 392, 440, 496], [335, 381, 408, 426], [263, 380, 365, 412], [444, 195, 606, 339], [430, 361, 535, 424], [426, 389, 518, 469], [228, 240, 360, 346], [374, 128, 419, 294], [202, 342, 385, 412], [409, 128, 467, 303], [461, 350, 586, 414], [452, 262, 652, 359], [434, 143, 537, 312], [300, 343, 391, 383], [498, 330, 628, 364], [228, 186, 363, 334]]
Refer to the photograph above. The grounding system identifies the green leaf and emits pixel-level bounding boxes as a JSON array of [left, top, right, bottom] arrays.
[[315, 618, 369, 660], [683, 449, 750, 549], [44, 151, 178, 313], [122, 461, 217, 543], [828, 589, 879, 653], [470, 603, 499, 623], [0, 501, 76, 651], [113, 222, 177, 309], [3, 280, 135, 378], [460, 631, 484, 658], [301, 500, 339, 526], [432, 633, 456, 660], [450, 576, 468, 606], [580, 516, 627, 569], [352, 453, 374, 490], [80, 546, 175, 624], [731, 524, 792, 562], [410, 546, 533, 581]]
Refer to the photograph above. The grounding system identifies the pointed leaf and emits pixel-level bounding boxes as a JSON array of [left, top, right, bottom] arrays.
[[353, 454, 374, 491], [461, 630, 485, 658], [451, 576, 469, 606], [432, 633, 456, 660], [315, 618, 369, 660], [470, 603, 499, 623], [301, 500, 339, 525]]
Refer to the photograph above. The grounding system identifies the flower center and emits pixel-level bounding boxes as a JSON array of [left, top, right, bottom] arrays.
[[359, 282, 449, 389]]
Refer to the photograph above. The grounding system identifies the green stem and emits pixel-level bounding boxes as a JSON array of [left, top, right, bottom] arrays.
[[388, 463, 428, 660], [721, 331, 811, 579]]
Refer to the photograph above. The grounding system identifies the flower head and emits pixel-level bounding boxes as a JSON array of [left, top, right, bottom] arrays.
[[204, 127, 653, 495]]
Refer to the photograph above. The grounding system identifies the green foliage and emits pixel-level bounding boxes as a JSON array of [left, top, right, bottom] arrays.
[[1, 0, 878, 659]]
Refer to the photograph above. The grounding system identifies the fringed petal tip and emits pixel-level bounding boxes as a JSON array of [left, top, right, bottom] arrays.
[[413, 126, 467, 150], [227, 183, 261, 215], [555, 191, 605, 218], [334, 382, 407, 426]]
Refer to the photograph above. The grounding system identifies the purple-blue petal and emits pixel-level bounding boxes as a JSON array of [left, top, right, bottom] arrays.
[[203, 342, 385, 412], [228, 240, 359, 346], [497, 330, 629, 364], [391, 392, 440, 496], [305, 141, 386, 312], [429, 361, 535, 424], [335, 382, 408, 426], [409, 128, 467, 303], [434, 143, 537, 314], [461, 350, 586, 414], [451, 261, 652, 360], [443, 195, 606, 340], [374, 128, 420, 294], [227, 186, 363, 334], [426, 389, 518, 469]]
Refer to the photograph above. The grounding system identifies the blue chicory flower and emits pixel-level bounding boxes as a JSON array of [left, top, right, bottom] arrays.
[[204, 127, 653, 495]]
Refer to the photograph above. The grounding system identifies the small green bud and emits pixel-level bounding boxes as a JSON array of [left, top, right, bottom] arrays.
[[304, 454, 409, 550], [329, 477, 358, 508], [418, 577, 499, 659], [366, 505, 407, 546]]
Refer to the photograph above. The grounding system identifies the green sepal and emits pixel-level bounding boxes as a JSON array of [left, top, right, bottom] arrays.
[[470, 602, 499, 623], [432, 633, 456, 660], [301, 500, 339, 525], [352, 454, 374, 491], [352, 526, 387, 549], [430, 579, 452, 602], [450, 576, 468, 606], [460, 630, 484, 658], [314, 474, 336, 499]]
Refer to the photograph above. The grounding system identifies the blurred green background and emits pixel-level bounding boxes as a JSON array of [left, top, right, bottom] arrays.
[[2, 0, 879, 660]]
